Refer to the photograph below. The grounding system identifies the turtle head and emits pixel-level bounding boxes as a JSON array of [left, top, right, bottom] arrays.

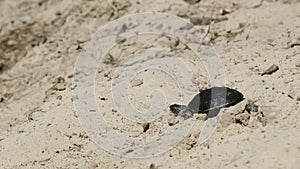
[[169, 104, 188, 115], [170, 104, 194, 119]]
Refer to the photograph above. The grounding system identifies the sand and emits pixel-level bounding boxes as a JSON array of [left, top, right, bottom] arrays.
[[0, 0, 299, 168]]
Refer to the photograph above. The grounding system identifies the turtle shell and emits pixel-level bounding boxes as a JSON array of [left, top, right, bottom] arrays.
[[187, 87, 244, 113]]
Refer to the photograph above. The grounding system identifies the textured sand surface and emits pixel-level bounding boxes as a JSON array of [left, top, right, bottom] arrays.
[[0, 0, 299, 168]]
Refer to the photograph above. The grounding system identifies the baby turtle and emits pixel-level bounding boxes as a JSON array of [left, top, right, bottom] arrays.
[[170, 87, 244, 119]]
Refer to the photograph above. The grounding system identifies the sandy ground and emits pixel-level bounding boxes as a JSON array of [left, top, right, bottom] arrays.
[[0, 0, 300, 168]]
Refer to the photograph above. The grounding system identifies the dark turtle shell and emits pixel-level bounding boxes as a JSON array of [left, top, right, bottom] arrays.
[[170, 87, 244, 115]]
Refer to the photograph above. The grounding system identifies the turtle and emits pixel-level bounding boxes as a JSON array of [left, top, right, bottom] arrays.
[[170, 87, 244, 119]]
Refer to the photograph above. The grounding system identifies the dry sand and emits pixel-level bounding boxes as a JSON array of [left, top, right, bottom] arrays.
[[0, 0, 299, 168]]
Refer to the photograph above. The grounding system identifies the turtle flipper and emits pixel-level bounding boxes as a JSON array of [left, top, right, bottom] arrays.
[[206, 108, 221, 119], [178, 109, 194, 119]]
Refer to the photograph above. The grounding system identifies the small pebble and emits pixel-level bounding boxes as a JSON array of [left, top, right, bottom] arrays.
[[131, 79, 143, 87], [149, 163, 156, 169], [219, 9, 232, 15], [99, 97, 107, 101], [7, 39, 17, 46], [0, 63, 4, 73], [142, 123, 150, 133], [190, 16, 211, 25], [261, 64, 279, 76], [194, 113, 207, 120], [183, 0, 201, 5]]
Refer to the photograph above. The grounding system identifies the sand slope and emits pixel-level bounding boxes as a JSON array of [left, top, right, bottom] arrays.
[[0, 0, 299, 168]]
